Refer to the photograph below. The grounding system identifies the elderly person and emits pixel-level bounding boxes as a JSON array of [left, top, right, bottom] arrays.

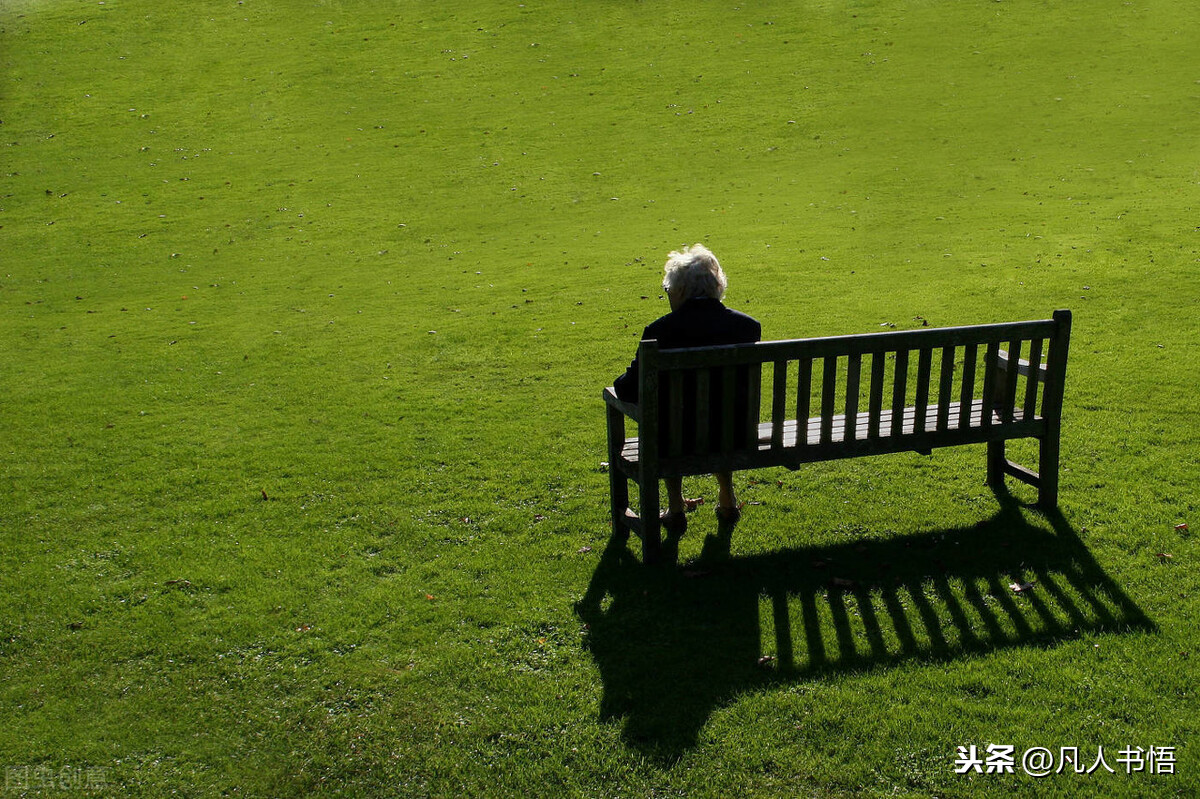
[[613, 244, 761, 534]]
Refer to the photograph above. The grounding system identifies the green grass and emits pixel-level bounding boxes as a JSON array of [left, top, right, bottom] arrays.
[[2, 0, 1198, 796]]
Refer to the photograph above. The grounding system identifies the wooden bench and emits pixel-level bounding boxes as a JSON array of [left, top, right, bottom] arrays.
[[604, 310, 1072, 563]]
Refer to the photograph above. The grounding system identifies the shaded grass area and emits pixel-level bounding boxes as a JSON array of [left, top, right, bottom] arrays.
[[2, 0, 1199, 796], [579, 493, 1155, 759]]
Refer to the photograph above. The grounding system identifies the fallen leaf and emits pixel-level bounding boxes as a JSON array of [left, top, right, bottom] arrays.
[[757, 655, 775, 667], [577, 546, 592, 554], [1175, 523, 1189, 533], [830, 577, 856, 589], [1156, 552, 1173, 560], [1010, 581, 1035, 594], [682, 497, 704, 510]]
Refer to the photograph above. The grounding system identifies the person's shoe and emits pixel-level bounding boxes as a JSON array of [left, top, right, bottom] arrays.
[[715, 504, 742, 525], [661, 510, 688, 537]]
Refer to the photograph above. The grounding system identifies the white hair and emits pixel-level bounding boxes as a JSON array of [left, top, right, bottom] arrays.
[[661, 244, 727, 301]]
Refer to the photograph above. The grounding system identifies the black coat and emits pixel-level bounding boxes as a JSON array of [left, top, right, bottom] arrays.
[[614, 298, 762, 453], [614, 297, 762, 402]]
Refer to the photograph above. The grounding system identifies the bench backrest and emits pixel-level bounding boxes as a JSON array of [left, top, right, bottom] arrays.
[[635, 310, 1071, 471]]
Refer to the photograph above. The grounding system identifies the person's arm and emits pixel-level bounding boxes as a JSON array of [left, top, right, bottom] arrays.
[[613, 349, 640, 402], [614, 321, 662, 402]]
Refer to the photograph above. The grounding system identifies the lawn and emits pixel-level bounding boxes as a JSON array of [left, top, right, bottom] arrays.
[[1, 0, 1198, 796]]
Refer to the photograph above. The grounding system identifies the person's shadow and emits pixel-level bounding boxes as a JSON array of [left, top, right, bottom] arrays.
[[575, 489, 1155, 763]]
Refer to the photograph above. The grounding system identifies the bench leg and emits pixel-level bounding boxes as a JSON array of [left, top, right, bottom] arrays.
[[608, 466, 630, 542], [605, 403, 630, 541], [987, 439, 1006, 491], [638, 475, 662, 564], [1038, 434, 1060, 509]]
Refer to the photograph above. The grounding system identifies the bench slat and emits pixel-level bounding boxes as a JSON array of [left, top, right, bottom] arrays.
[[1001, 339, 1023, 423], [959, 343, 977, 427], [845, 353, 861, 442], [652, 318, 1059, 368], [1023, 337, 1044, 419], [694, 368, 710, 454], [771, 360, 787, 450], [747, 362, 763, 448], [617, 401, 1045, 465], [914, 347, 932, 435], [797, 357, 812, 442], [981, 341, 999, 429], [868, 351, 885, 439], [890, 350, 908, 437], [821, 356, 837, 445], [721, 364, 737, 453], [937, 345, 955, 431], [668, 370, 684, 457]]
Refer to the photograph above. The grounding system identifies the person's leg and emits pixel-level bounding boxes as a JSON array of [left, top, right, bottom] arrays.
[[715, 472, 737, 510], [715, 472, 742, 524], [659, 476, 688, 540], [665, 476, 686, 515]]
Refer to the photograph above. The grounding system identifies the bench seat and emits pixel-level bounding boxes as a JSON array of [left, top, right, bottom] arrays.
[[615, 400, 1045, 473]]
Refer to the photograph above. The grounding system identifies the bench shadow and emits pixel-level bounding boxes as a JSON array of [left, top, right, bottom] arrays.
[[574, 491, 1155, 763]]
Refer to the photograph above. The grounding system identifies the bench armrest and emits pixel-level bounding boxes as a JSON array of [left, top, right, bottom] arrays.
[[997, 349, 1048, 381], [602, 386, 642, 422]]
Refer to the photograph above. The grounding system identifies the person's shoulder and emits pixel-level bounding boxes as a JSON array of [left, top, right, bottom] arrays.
[[642, 310, 678, 338], [719, 303, 761, 341], [722, 303, 761, 326]]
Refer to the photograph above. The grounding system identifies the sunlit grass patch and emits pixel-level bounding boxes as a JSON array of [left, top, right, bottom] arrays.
[[2, 0, 1199, 795]]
